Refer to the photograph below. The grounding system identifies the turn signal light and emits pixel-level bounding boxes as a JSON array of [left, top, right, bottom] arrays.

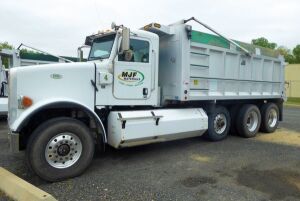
[[18, 96, 33, 109]]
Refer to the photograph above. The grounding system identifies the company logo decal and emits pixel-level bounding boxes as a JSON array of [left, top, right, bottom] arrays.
[[118, 69, 144, 86], [50, 73, 63, 79]]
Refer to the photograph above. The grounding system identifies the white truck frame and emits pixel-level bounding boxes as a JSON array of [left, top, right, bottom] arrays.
[[8, 17, 285, 181]]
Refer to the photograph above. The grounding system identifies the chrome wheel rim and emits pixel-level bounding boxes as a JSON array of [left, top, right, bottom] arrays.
[[268, 108, 277, 128], [246, 111, 259, 132], [213, 114, 227, 134], [45, 133, 82, 169]]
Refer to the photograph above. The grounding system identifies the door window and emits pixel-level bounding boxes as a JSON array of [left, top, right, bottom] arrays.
[[119, 39, 150, 63]]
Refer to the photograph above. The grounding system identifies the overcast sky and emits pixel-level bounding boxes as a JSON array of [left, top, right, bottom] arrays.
[[1, 0, 299, 57]]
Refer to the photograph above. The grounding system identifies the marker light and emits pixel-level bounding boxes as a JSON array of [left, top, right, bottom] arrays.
[[143, 24, 152, 30], [154, 23, 161, 28], [18, 95, 33, 109]]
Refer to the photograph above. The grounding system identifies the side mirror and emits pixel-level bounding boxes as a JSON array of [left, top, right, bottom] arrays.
[[120, 28, 130, 53], [111, 22, 116, 30]]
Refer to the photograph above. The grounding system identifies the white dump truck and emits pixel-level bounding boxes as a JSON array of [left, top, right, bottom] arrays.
[[8, 17, 285, 181]]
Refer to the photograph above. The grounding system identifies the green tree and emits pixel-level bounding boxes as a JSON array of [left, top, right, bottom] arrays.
[[251, 37, 277, 49], [276, 46, 295, 64], [0, 42, 14, 68], [0, 42, 13, 50], [292, 45, 300, 63]]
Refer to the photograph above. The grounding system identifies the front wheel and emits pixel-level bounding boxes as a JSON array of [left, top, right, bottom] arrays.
[[27, 117, 95, 182]]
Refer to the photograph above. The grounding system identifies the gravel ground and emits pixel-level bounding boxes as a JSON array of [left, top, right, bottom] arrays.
[[0, 106, 300, 201]]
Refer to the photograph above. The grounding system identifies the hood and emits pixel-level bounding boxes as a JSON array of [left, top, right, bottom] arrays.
[[8, 61, 97, 129]]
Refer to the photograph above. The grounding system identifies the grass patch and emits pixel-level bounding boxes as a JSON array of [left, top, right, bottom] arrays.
[[286, 97, 300, 106]]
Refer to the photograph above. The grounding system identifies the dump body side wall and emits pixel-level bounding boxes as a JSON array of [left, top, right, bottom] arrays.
[[189, 42, 284, 100], [158, 24, 285, 103]]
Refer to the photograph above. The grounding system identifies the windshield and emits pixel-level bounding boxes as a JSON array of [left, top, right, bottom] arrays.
[[88, 34, 115, 61]]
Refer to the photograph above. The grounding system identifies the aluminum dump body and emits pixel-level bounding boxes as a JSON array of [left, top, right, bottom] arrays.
[[145, 23, 285, 102]]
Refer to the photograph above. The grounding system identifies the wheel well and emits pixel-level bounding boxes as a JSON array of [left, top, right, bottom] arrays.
[[18, 105, 106, 151]]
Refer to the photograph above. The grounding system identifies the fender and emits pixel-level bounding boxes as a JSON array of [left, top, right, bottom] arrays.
[[11, 98, 107, 143]]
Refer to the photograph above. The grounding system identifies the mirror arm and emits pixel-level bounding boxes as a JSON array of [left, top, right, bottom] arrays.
[[77, 45, 90, 62]]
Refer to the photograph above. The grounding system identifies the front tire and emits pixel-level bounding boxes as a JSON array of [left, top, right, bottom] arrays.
[[205, 106, 231, 141], [27, 117, 95, 182]]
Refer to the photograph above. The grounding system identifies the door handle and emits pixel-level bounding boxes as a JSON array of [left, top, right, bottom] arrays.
[[143, 88, 148, 96]]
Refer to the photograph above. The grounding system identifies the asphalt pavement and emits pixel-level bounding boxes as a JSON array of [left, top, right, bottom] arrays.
[[0, 106, 300, 201]]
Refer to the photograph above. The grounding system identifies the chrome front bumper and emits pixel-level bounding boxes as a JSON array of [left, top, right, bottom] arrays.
[[8, 131, 19, 153]]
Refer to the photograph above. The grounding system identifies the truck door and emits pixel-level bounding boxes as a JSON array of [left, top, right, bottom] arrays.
[[113, 38, 152, 99]]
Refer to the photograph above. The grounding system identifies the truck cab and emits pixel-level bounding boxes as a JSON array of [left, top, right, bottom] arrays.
[[84, 28, 160, 106]]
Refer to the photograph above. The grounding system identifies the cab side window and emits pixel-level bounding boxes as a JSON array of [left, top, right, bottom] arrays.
[[119, 39, 150, 63]]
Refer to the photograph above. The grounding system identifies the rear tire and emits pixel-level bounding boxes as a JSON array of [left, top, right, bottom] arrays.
[[236, 104, 261, 138], [27, 117, 95, 182], [205, 106, 231, 141], [260, 103, 279, 133]]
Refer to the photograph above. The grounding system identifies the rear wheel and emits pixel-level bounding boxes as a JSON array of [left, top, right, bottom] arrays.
[[27, 117, 95, 182], [260, 103, 279, 133], [205, 106, 231, 141], [236, 104, 261, 138]]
